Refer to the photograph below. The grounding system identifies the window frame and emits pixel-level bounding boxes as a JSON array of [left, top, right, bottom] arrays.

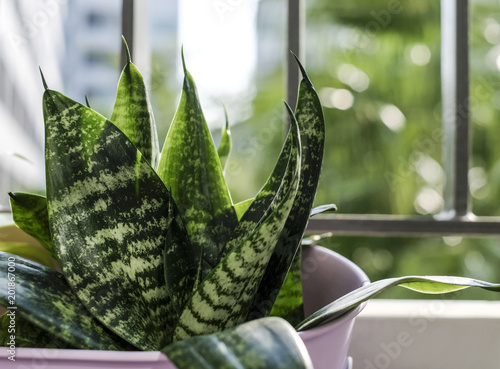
[[284, 0, 500, 237]]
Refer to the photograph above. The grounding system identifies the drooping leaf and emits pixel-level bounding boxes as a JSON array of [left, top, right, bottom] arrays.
[[110, 37, 160, 169], [0, 242, 56, 269], [247, 55, 325, 320], [0, 312, 72, 349], [296, 275, 500, 331], [43, 87, 173, 350], [8, 192, 54, 256], [157, 54, 238, 275], [172, 104, 301, 341], [217, 107, 231, 173], [0, 252, 136, 350], [310, 204, 337, 217], [163, 317, 313, 369]]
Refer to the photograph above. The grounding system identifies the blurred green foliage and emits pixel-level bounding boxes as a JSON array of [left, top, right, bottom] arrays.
[[303, 0, 500, 299], [149, 0, 500, 299]]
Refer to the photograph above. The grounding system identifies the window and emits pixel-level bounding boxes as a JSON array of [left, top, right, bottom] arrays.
[[291, 0, 500, 298], [117, 1, 500, 291], [299, 1, 500, 235]]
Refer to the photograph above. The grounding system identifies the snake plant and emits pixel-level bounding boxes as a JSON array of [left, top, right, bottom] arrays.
[[2, 39, 500, 368], [0, 40, 325, 368]]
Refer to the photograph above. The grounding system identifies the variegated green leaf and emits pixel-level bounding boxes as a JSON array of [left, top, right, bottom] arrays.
[[0, 312, 71, 349], [157, 55, 238, 275], [296, 275, 500, 331], [163, 317, 313, 369], [43, 87, 172, 350], [247, 56, 325, 320], [269, 251, 304, 327], [164, 198, 201, 317], [111, 37, 160, 169], [233, 135, 291, 230], [0, 252, 135, 350], [8, 192, 54, 257], [0, 241, 55, 269], [172, 104, 302, 341], [217, 108, 231, 173], [219, 125, 293, 259]]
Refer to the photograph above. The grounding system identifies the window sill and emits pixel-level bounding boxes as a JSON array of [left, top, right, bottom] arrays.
[[349, 299, 500, 368]]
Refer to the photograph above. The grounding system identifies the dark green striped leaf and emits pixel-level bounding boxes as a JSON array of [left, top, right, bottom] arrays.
[[296, 275, 500, 331], [8, 192, 54, 257], [0, 312, 71, 349], [43, 88, 172, 350], [157, 56, 238, 274], [230, 134, 291, 236], [172, 105, 301, 341], [269, 251, 304, 327], [247, 56, 325, 320], [111, 37, 159, 169], [163, 317, 313, 369], [219, 119, 294, 259], [217, 108, 231, 173], [0, 252, 135, 350], [164, 199, 201, 318]]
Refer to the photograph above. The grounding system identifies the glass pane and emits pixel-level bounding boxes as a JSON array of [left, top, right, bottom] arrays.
[[306, 1, 443, 215], [0, 0, 67, 210], [470, 0, 500, 216], [178, 0, 288, 203], [64, 0, 121, 118]]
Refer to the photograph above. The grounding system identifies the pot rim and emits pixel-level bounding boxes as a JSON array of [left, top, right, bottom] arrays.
[[298, 245, 370, 338]]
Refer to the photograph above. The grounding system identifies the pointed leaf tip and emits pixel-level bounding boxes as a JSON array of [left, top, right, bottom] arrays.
[[122, 36, 131, 64], [181, 45, 187, 74], [290, 52, 313, 87], [39, 67, 48, 90], [283, 100, 298, 126], [222, 103, 229, 130]]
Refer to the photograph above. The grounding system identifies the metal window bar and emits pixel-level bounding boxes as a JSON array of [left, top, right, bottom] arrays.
[[118, 1, 496, 237], [291, 0, 500, 237], [120, 0, 150, 85]]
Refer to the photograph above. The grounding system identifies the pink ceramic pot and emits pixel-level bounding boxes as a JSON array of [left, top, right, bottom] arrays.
[[299, 245, 370, 369], [0, 245, 368, 369]]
